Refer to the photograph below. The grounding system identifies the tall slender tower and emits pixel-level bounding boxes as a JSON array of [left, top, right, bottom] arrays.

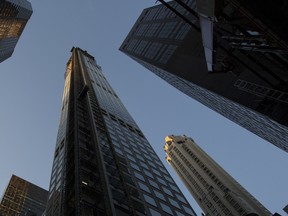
[[0, 0, 32, 63], [120, 0, 288, 153], [164, 135, 271, 216], [45, 47, 196, 216]]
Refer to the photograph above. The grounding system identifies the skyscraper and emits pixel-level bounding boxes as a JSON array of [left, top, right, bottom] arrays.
[[45, 47, 196, 216], [119, 0, 288, 153], [0, 0, 32, 63], [164, 135, 271, 216], [0, 174, 48, 216]]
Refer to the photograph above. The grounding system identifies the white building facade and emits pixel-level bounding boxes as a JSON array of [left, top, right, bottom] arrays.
[[164, 135, 271, 216]]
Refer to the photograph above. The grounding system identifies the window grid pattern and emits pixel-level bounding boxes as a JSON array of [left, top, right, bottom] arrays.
[[102, 113, 193, 215], [165, 136, 270, 216]]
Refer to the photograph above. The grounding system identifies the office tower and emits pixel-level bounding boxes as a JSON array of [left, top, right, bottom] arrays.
[[164, 135, 271, 216], [0, 0, 32, 63], [119, 0, 288, 153], [0, 174, 48, 216], [45, 47, 196, 216]]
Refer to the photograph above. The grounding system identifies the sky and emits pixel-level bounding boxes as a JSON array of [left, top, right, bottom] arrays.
[[0, 0, 287, 215]]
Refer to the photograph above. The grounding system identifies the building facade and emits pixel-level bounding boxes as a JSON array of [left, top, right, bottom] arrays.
[[164, 135, 271, 216], [0, 174, 48, 216], [119, 0, 288, 153], [0, 0, 32, 63], [45, 47, 196, 216]]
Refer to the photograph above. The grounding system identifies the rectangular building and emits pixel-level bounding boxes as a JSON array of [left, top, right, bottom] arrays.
[[45, 47, 196, 216], [119, 0, 288, 153], [164, 135, 271, 216], [0, 0, 33, 63], [0, 174, 48, 216]]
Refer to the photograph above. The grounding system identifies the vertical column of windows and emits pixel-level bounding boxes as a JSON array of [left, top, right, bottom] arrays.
[[145, 23, 161, 37], [159, 44, 178, 64], [145, 42, 162, 59], [158, 22, 177, 38]]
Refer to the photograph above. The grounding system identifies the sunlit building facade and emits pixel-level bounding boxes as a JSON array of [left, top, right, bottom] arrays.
[[0, 0, 32, 63], [45, 47, 196, 216], [120, 0, 288, 153], [164, 135, 271, 216], [0, 174, 48, 216]]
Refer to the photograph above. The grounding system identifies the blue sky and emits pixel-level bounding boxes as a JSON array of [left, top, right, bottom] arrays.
[[0, 0, 287, 215]]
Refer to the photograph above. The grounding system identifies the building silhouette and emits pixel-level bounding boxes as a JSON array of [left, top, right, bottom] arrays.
[[0, 174, 48, 216], [283, 204, 288, 214], [45, 47, 196, 216], [119, 0, 288, 153], [0, 0, 32, 63], [164, 135, 271, 216]]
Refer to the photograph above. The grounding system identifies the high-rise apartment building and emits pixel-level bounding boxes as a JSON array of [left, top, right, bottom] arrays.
[[164, 135, 271, 216], [45, 47, 196, 216], [0, 0, 32, 63], [0, 174, 48, 216], [119, 0, 288, 153]]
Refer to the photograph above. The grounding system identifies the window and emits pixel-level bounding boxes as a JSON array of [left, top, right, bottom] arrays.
[[154, 190, 166, 201], [159, 45, 178, 64], [144, 194, 157, 206], [144, 169, 154, 179], [160, 202, 173, 215], [169, 183, 180, 193], [162, 187, 173, 196], [131, 162, 140, 171], [127, 154, 136, 162], [148, 179, 159, 189], [149, 208, 161, 216], [175, 211, 186, 216], [168, 197, 180, 208], [157, 177, 167, 186], [164, 175, 174, 183], [158, 22, 177, 38], [176, 194, 187, 204], [134, 172, 145, 181], [152, 168, 161, 176], [139, 182, 151, 193], [140, 161, 148, 169], [183, 205, 194, 215]]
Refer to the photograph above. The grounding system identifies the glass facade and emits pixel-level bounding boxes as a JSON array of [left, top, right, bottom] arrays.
[[120, 0, 288, 153], [45, 47, 196, 216], [0, 175, 48, 216], [0, 0, 32, 63]]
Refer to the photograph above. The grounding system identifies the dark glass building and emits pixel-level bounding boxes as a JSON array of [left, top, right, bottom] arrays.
[[119, 0, 288, 153], [0, 174, 48, 216], [0, 0, 32, 63], [45, 47, 196, 216]]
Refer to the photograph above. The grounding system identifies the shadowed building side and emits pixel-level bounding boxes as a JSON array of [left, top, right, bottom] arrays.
[[120, 0, 288, 153]]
